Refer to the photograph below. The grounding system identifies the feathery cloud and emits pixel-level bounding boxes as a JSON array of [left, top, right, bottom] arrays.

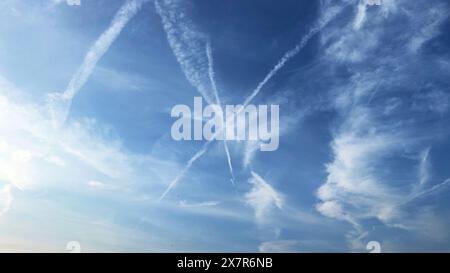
[[245, 171, 284, 222], [0, 184, 13, 216]]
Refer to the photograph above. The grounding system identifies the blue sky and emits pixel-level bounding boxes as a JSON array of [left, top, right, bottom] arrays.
[[0, 0, 449, 252]]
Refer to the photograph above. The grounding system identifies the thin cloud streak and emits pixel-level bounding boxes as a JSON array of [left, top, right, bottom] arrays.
[[419, 147, 431, 187], [245, 171, 284, 222], [0, 184, 13, 216], [154, 0, 215, 104], [48, 0, 148, 127], [206, 40, 235, 185], [156, 0, 236, 195], [206, 40, 221, 106], [315, 0, 450, 249], [157, 3, 344, 198], [242, 2, 346, 107], [159, 141, 212, 201]]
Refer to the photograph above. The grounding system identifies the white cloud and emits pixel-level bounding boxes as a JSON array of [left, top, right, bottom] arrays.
[[315, 0, 450, 250], [412, 90, 450, 114], [0, 74, 180, 217], [178, 200, 220, 208], [245, 171, 284, 222], [0, 184, 13, 216], [258, 240, 302, 253], [408, 5, 447, 53], [353, 1, 367, 30], [243, 141, 261, 168], [316, 201, 345, 220], [50, 0, 82, 6], [418, 148, 431, 187], [87, 180, 117, 191]]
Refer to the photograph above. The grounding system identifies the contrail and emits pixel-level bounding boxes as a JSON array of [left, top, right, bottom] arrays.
[[159, 39, 236, 200], [206, 40, 221, 106], [206, 40, 235, 185], [418, 147, 430, 187], [223, 143, 235, 185], [47, 0, 148, 127], [403, 178, 450, 206], [242, 4, 344, 107], [155, 0, 215, 104], [159, 141, 212, 201], [158, 2, 346, 199], [156, 0, 236, 197]]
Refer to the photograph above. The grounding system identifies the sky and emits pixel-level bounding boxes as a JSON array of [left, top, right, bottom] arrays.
[[0, 0, 449, 252]]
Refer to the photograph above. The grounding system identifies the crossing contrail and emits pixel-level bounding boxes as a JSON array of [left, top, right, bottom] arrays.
[[206, 40, 236, 185], [156, 0, 236, 196], [158, 1, 347, 199]]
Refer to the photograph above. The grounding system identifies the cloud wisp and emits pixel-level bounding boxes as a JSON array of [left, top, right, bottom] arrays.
[[0, 184, 13, 216], [245, 171, 284, 223], [315, 0, 450, 250]]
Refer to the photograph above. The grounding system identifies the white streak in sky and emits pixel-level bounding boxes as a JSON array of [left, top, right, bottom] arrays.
[[353, 0, 367, 30], [206, 40, 235, 185], [245, 171, 284, 221], [156, 0, 236, 194], [179, 200, 220, 208], [242, 4, 344, 107], [158, 3, 345, 199], [154, 0, 215, 104], [206, 40, 221, 106], [159, 141, 212, 201], [0, 184, 13, 216], [223, 143, 235, 185], [405, 178, 450, 206], [419, 147, 431, 187], [47, 0, 147, 127]]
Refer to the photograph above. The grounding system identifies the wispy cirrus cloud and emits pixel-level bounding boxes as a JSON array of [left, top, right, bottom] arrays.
[[0, 184, 13, 216], [314, 0, 450, 250], [258, 240, 302, 253], [0, 73, 178, 210], [245, 171, 284, 223]]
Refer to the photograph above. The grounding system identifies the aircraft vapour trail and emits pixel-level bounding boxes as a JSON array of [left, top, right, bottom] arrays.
[[223, 143, 235, 185], [154, 0, 216, 105], [159, 141, 212, 201], [206, 40, 236, 185], [159, 42, 236, 199], [157, 0, 236, 194], [159, 2, 347, 199], [242, 4, 344, 107], [403, 178, 450, 206], [47, 0, 148, 127], [206, 40, 221, 106]]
